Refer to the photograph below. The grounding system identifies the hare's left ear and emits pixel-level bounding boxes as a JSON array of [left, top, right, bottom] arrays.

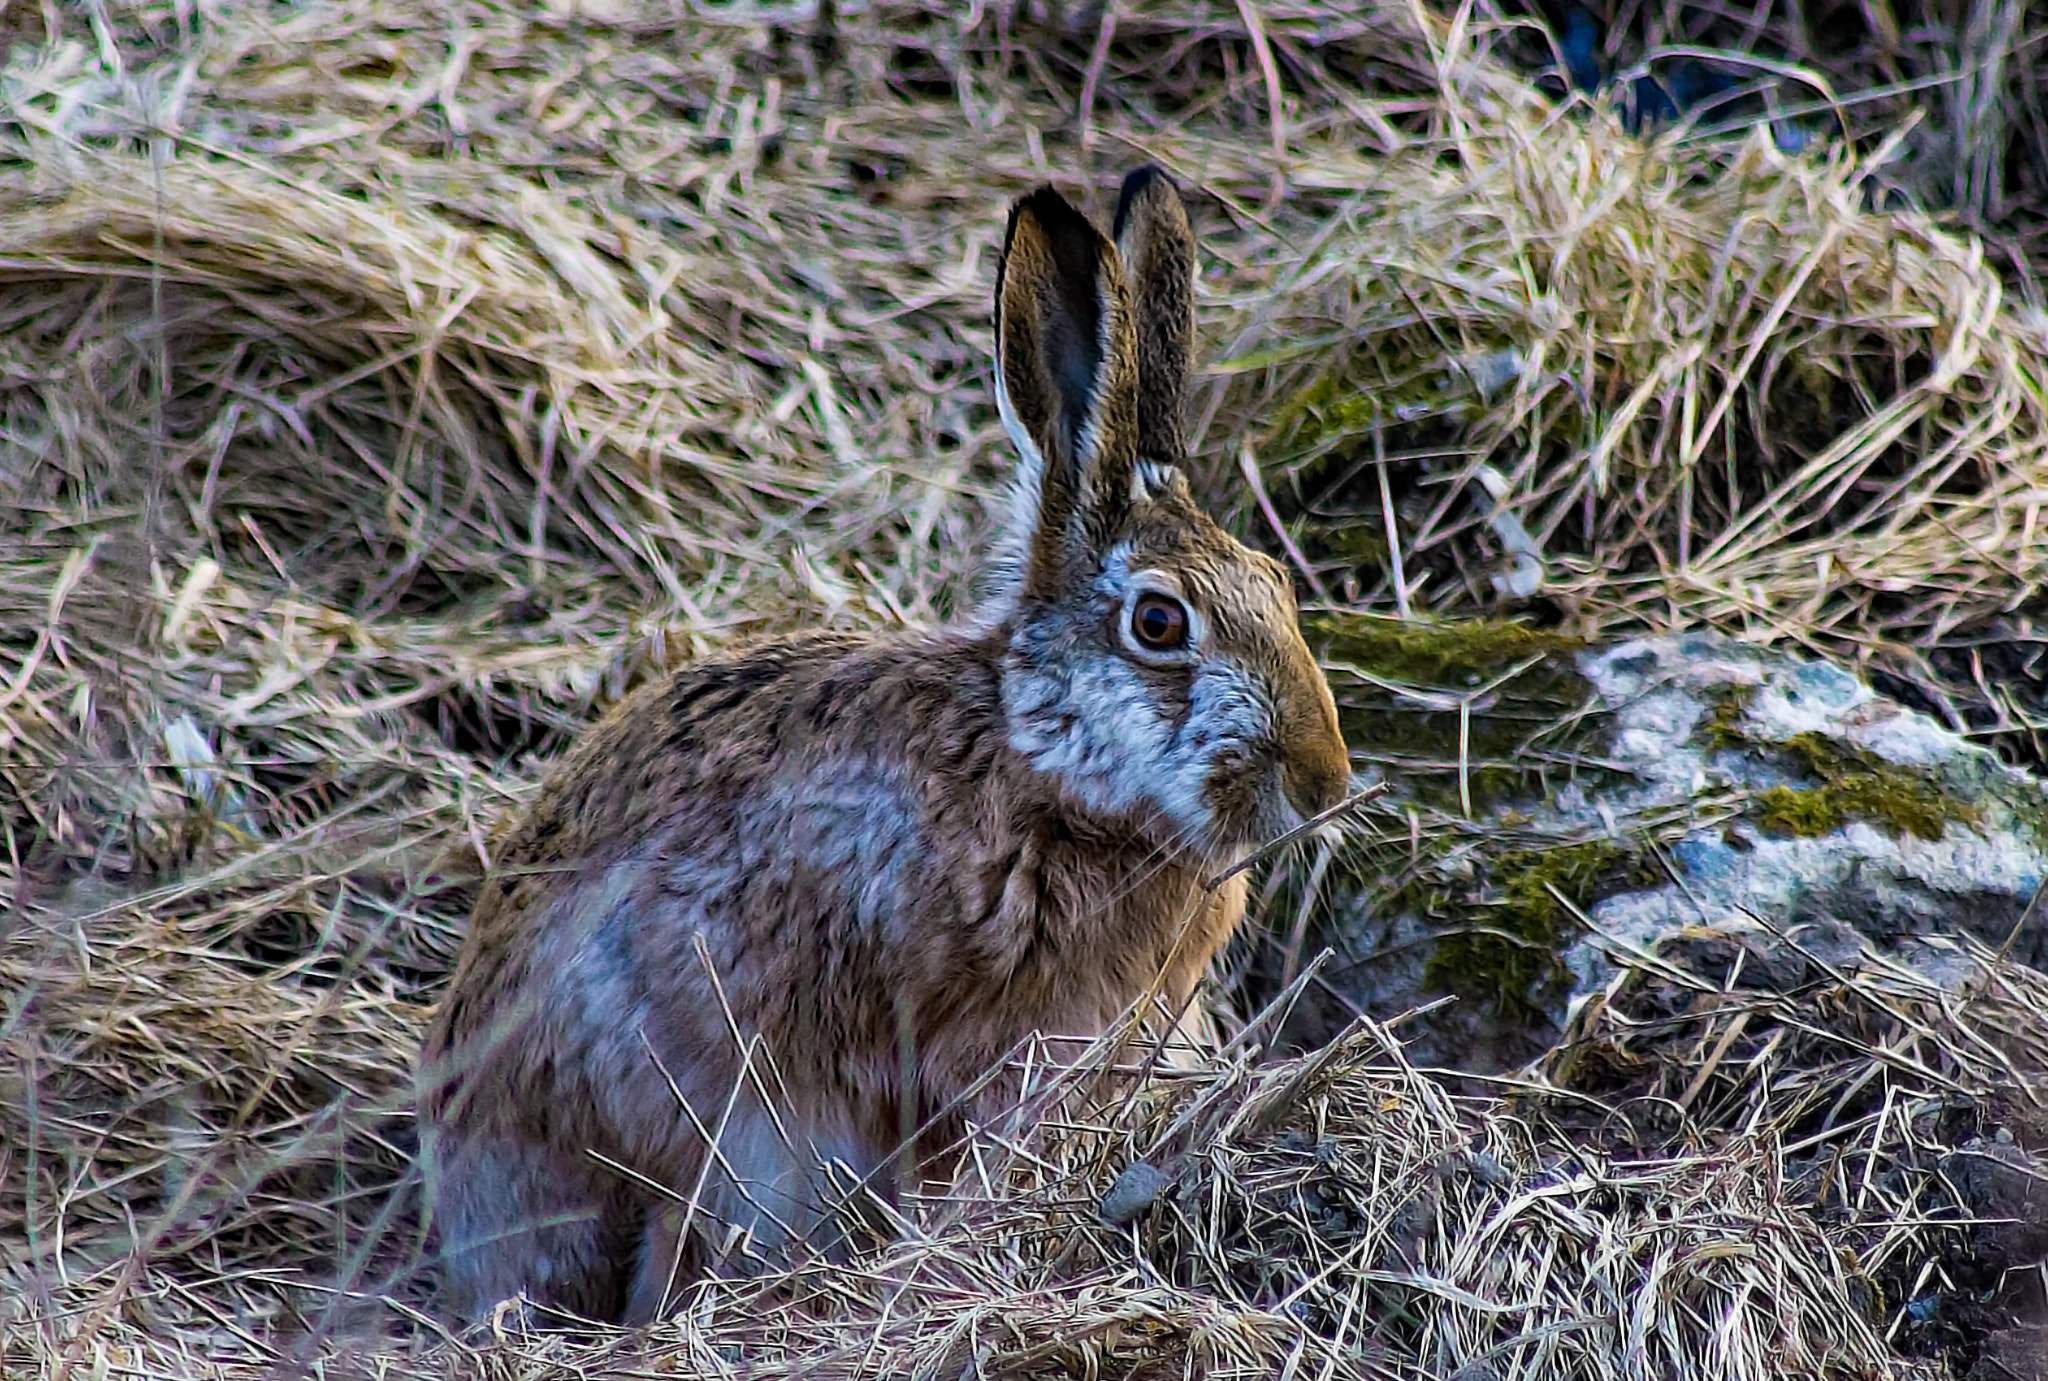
[[1113, 165, 1198, 467], [994, 185, 1140, 602]]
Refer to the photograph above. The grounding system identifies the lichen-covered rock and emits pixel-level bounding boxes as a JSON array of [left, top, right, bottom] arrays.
[[1273, 627, 2048, 1074], [1565, 636, 2048, 1001]]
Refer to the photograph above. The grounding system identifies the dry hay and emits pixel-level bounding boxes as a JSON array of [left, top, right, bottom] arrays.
[[5, 995, 1966, 1380], [2, 0, 2047, 1376], [1500, 0, 2048, 295], [1245, 111, 2048, 750], [15, 937, 2045, 1379], [1548, 923, 2048, 1372]]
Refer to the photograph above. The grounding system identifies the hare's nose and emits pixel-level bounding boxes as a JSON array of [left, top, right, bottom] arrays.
[[1281, 739, 1350, 821]]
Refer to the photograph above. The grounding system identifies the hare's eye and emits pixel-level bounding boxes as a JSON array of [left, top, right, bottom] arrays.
[[1130, 593, 1191, 652]]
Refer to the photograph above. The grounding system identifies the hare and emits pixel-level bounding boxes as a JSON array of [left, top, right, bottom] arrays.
[[416, 165, 1351, 1326]]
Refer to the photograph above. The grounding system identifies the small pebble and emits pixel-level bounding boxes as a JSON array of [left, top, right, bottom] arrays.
[[1097, 1160, 1171, 1227], [1467, 1149, 1510, 1186]]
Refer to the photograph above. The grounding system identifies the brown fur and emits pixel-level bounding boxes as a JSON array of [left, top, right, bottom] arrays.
[[1115, 165, 1197, 462], [416, 166, 1349, 1326]]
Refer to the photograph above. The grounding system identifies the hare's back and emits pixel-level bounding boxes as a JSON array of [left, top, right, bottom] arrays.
[[481, 628, 903, 899], [431, 626, 1011, 1069]]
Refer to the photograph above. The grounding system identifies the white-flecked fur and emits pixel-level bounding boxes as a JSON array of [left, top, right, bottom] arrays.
[[989, 366, 1050, 617], [1133, 460, 1179, 502]]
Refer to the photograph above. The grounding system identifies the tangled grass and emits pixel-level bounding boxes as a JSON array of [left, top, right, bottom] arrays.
[[3, 0, 2046, 1376]]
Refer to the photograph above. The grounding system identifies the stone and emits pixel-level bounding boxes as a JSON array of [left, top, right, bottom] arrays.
[[1097, 1160, 1172, 1228], [1273, 630, 2048, 1074]]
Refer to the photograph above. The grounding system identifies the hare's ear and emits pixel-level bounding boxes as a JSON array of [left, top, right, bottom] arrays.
[[994, 185, 1139, 600], [1113, 165, 1197, 467]]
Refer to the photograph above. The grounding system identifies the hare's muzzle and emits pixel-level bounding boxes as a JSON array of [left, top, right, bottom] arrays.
[[1277, 671, 1351, 823], [1282, 739, 1351, 822]]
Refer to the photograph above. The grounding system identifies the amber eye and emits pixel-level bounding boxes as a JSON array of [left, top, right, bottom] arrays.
[[1130, 592, 1191, 652]]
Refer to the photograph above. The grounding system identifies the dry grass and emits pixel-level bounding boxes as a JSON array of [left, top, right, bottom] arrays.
[[1530, 0, 2048, 296], [2, 0, 2046, 1376], [1246, 112, 2048, 737]]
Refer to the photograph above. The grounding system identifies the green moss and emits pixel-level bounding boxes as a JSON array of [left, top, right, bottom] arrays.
[[1695, 684, 1758, 754], [1693, 686, 1976, 841], [1997, 783, 2048, 851], [1707, 724, 1973, 841], [1752, 785, 1847, 837], [1305, 610, 1582, 686], [1423, 839, 1643, 1017], [1497, 839, 1622, 926], [1314, 521, 1391, 570], [1753, 777, 1953, 840], [1270, 365, 1491, 451], [1750, 735, 1971, 841], [1304, 612, 1595, 815]]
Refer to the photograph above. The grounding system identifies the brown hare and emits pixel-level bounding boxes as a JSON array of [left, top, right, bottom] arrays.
[[416, 165, 1351, 1326]]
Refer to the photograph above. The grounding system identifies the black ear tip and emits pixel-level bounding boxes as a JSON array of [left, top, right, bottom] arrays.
[[1113, 164, 1178, 237], [1008, 185, 1093, 246], [1001, 183, 1110, 295]]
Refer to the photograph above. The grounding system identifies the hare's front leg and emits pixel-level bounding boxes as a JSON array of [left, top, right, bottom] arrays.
[[623, 1200, 696, 1323]]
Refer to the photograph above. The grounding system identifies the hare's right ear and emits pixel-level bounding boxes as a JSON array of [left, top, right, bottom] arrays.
[[994, 186, 1140, 603], [1113, 165, 1198, 465]]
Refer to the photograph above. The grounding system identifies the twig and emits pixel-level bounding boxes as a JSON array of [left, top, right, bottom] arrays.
[[1241, 440, 1332, 603], [1204, 783, 1388, 893], [1077, 0, 1119, 151]]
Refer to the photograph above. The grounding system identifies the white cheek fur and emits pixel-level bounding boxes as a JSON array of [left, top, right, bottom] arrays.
[[1004, 643, 1277, 855], [1168, 660, 1277, 838], [1005, 653, 1174, 825]]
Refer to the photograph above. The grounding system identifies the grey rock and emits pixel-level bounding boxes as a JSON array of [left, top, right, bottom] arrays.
[[1097, 1160, 1171, 1228], [1282, 631, 2048, 1074], [1565, 636, 2048, 1009]]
